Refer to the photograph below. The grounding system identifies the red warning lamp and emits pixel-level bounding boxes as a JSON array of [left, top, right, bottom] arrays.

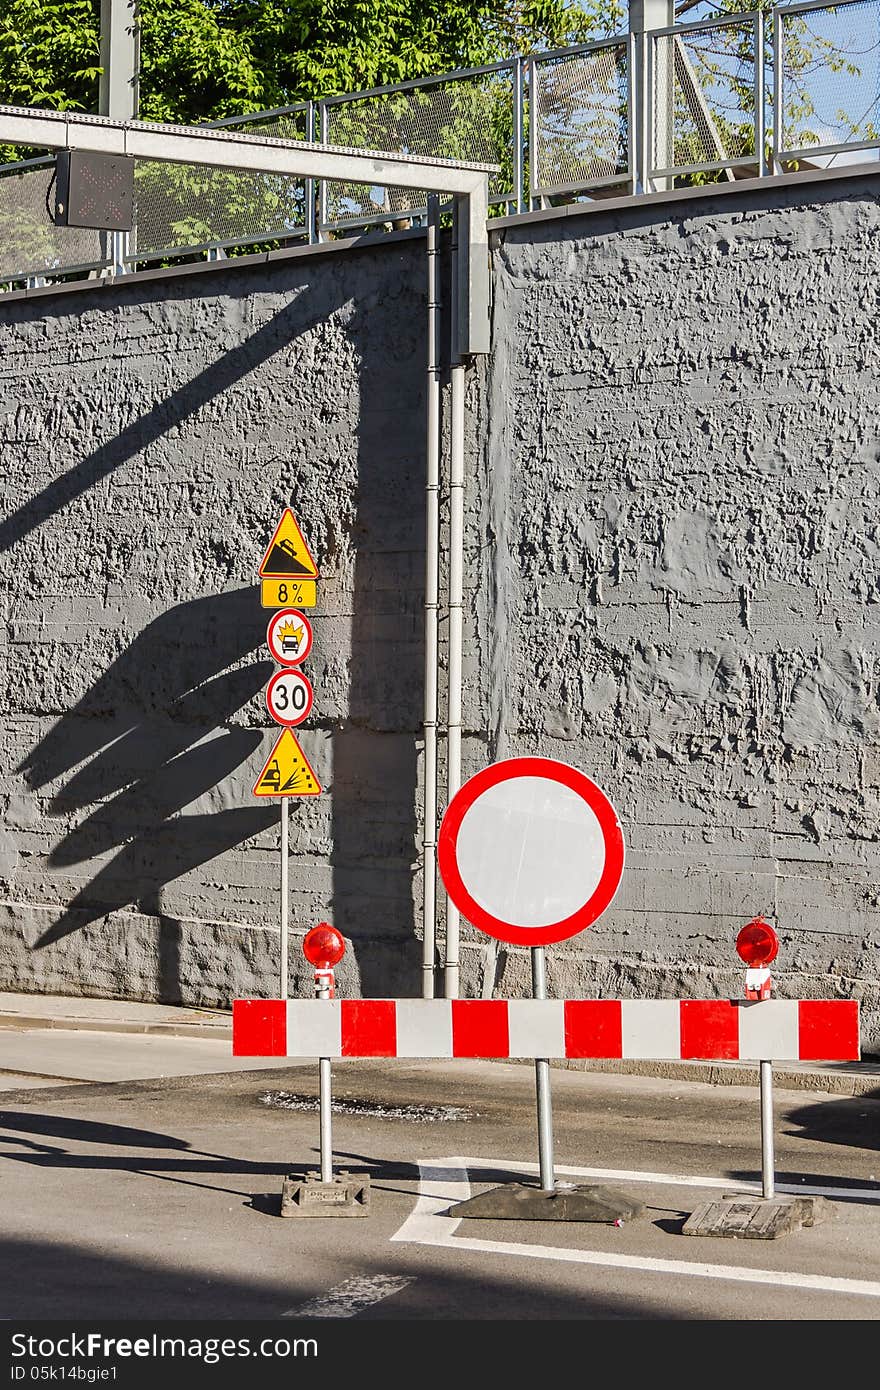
[[735, 917, 779, 967], [303, 923, 345, 969], [736, 916, 778, 1001], [303, 923, 345, 1000]]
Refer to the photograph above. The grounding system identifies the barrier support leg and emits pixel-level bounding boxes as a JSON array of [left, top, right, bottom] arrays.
[[279, 970, 370, 1218], [683, 1056, 832, 1239], [760, 1059, 775, 1200], [319, 1056, 333, 1184], [449, 954, 643, 1224]]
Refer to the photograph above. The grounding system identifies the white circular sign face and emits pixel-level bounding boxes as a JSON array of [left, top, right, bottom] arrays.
[[266, 608, 313, 666], [438, 757, 625, 947], [456, 776, 605, 928], [266, 669, 313, 727]]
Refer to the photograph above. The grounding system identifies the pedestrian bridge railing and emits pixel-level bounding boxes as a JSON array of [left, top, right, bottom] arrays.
[[1, 0, 878, 289]]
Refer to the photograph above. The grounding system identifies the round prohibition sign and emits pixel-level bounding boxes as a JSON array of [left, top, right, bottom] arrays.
[[438, 757, 625, 948], [266, 669, 313, 727], [266, 607, 313, 666]]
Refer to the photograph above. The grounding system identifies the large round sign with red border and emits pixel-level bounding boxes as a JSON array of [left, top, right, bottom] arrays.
[[438, 757, 624, 947], [266, 669, 313, 727], [266, 608, 313, 666]]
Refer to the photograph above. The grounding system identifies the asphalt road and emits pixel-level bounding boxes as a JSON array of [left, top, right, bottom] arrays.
[[1, 1027, 879, 1332]]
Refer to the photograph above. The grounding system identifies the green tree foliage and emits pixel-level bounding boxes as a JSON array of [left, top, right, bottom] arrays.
[[0, 1, 620, 125], [0, 1, 622, 259]]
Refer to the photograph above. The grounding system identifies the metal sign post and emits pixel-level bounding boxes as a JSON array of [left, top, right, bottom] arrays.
[[280, 799, 289, 1000], [255, 514, 323, 999], [531, 945, 555, 1193]]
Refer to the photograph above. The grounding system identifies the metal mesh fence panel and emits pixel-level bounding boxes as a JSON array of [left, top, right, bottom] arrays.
[[778, 0, 880, 158], [532, 42, 629, 195], [0, 156, 108, 282], [130, 107, 310, 260], [322, 67, 514, 229], [652, 19, 759, 176]]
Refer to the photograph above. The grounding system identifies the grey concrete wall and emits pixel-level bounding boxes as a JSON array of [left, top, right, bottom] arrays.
[[2, 170, 879, 1049], [467, 172, 880, 1047], [0, 235, 430, 1006]]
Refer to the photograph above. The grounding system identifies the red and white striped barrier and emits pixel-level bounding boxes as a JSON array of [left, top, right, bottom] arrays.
[[233, 998, 859, 1062]]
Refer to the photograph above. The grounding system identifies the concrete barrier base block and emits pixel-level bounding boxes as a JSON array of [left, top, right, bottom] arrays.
[[682, 1194, 833, 1239], [447, 1182, 644, 1223], [280, 1169, 371, 1217]]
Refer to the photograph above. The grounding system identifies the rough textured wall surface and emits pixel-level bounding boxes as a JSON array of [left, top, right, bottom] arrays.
[[2, 172, 879, 1051], [0, 236, 430, 1006], [466, 173, 880, 1048]]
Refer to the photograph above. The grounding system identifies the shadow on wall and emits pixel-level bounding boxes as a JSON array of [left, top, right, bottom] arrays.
[[331, 263, 426, 998], [7, 245, 427, 1002], [17, 585, 277, 995]]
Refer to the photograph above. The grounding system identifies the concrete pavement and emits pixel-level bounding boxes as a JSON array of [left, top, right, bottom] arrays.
[[1, 989, 878, 1095]]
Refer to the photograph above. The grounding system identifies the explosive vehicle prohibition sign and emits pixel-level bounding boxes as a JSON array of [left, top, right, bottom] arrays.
[[266, 608, 313, 666], [437, 757, 625, 947]]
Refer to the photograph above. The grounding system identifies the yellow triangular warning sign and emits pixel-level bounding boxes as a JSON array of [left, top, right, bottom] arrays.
[[250, 722, 322, 800], [253, 728, 322, 798], [258, 509, 319, 579]]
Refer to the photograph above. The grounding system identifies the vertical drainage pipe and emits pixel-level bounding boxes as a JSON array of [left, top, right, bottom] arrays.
[[444, 203, 466, 1000], [421, 194, 442, 999]]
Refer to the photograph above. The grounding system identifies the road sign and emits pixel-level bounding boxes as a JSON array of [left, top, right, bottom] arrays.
[[258, 509, 319, 579], [253, 728, 322, 797], [267, 608, 313, 666], [261, 578, 317, 609], [266, 669, 313, 727], [438, 757, 624, 947]]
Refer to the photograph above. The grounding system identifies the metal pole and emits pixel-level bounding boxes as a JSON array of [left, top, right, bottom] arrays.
[[772, 8, 783, 174], [422, 193, 442, 999], [317, 102, 329, 239], [512, 57, 524, 214], [627, 30, 639, 196], [319, 1056, 333, 1182], [755, 14, 766, 179], [305, 102, 317, 244], [527, 57, 539, 209], [444, 202, 465, 999], [532, 946, 555, 1192], [280, 797, 289, 999], [760, 1059, 775, 1199], [316, 971, 333, 1183]]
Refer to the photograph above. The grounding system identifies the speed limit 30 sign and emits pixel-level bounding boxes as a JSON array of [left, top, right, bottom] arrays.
[[266, 669, 313, 727]]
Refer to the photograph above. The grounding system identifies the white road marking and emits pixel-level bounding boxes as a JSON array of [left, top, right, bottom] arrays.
[[282, 1275, 413, 1319], [390, 1157, 880, 1300]]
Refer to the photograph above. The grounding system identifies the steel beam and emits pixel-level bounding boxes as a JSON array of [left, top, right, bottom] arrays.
[[0, 103, 493, 351], [0, 106, 494, 193]]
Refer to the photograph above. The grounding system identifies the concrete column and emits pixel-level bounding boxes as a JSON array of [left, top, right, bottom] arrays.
[[99, 0, 139, 271], [99, 0, 139, 120], [630, 0, 675, 192]]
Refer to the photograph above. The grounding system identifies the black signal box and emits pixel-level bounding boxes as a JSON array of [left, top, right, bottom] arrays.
[[54, 150, 134, 231]]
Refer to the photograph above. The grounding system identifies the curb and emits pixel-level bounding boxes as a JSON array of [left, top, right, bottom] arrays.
[[0, 1013, 232, 1041], [547, 1056, 880, 1097]]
